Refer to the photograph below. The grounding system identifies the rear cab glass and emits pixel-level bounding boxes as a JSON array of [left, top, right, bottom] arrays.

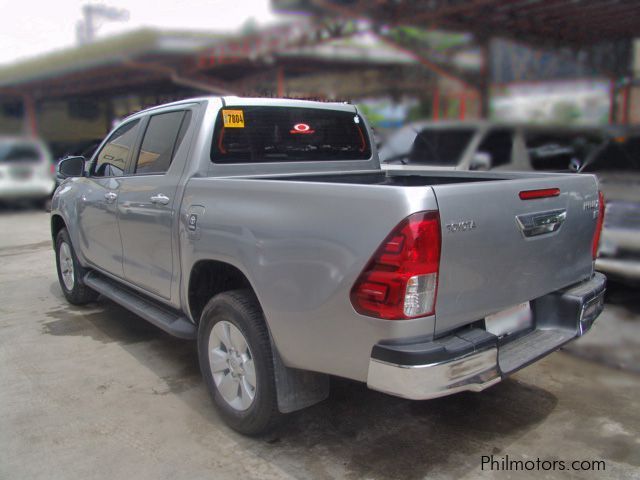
[[211, 106, 371, 163]]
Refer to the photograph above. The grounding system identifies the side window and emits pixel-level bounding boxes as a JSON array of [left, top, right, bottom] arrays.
[[582, 140, 639, 172], [133, 110, 190, 174], [525, 132, 602, 171], [477, 129, 514, 168], [407, 128, 475, 166], [93, 120, 141, 177]]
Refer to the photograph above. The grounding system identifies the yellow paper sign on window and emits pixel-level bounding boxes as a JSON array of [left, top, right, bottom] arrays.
[[222, 109, 245, 128]]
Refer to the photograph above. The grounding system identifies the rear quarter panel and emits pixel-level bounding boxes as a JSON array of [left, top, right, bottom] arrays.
[[179, 178, 439, 381]]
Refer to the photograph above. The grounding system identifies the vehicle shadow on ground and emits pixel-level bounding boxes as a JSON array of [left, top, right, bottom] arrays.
[[43, 289, 558, 480], [264, 379, 557, 479]]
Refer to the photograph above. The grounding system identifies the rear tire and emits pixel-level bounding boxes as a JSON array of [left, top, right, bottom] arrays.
[[198, 290, 281, 436], [55, 228, 98, 305]]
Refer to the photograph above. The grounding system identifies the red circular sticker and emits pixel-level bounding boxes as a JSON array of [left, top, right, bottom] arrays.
[[293, 123, 311, 132]]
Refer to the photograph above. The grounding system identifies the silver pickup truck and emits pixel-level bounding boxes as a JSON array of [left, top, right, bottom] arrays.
[[52, 97, 606, 435]]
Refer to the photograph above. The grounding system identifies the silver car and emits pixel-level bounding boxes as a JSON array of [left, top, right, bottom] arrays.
[[52, 98, 605, 435]]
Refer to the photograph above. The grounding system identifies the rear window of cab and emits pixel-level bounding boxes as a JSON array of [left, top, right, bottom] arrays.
[[211, 106, 371, 163]]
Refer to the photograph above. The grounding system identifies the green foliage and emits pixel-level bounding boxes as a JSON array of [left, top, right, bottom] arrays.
[[387, 26, 469, 52], [356, 103, 385, 127], [406, 98, 432, 122], [551, 101, 582, 124]]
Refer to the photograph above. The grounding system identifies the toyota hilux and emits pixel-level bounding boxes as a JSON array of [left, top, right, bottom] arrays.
[[52, 97, 606, 435]]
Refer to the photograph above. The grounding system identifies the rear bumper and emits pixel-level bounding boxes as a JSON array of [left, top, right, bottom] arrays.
[[366, 272, 606, 400]]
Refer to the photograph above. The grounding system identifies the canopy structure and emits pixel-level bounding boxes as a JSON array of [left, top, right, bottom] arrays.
[[273, 0, 639, 121], [277, 0, 640, 45], [0, 22, 432, 150]]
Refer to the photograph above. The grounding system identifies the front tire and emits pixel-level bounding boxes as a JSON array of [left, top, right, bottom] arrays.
[[198, 290, 280, 435], [55, 228, 98, 305]]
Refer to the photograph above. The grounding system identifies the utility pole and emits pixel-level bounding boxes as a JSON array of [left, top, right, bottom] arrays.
[[76, 3, 129, 44]]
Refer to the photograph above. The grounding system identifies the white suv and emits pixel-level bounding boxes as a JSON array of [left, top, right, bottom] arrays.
[[0, 137, 56, 209]]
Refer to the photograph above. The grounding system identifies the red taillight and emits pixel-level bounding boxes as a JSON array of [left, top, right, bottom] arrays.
[[350, 211, 441, 320], [519, 188, 560, 200], [592, 190, 605, 260]]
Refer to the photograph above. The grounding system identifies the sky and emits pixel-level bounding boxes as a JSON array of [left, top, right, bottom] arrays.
[[0, 0, 281, 65]]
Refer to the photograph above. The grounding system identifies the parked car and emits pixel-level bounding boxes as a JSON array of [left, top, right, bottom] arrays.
[[379, 121, 605, 172], [580, 131, 640, 283], [0, 136, 56, 209], [52, 97, 605, 435]]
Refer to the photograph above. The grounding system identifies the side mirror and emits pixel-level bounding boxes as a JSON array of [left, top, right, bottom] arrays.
[[470, 152, 492, 171], [57, 156, 86, 179]]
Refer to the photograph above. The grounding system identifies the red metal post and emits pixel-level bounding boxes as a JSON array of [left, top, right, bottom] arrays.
[[433, 86, 440, 121], [479, 37, 490, 119], [22, 93, 37, 136], [277, 66, 285, 97], [622, 84, 631, 125], [609, 78, 616, 124]]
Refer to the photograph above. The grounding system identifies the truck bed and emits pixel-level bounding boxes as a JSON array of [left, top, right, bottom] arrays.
[[256, 170, 512, 186]]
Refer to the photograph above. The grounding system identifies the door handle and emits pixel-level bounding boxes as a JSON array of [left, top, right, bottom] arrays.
[[104, 191, 117, 203], [150, 194, 170, 205]]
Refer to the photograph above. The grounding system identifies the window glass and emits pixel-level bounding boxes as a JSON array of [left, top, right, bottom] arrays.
[[0, 143, 39, 163], [93, 120, 140, 177], [211, 106, 371, 163], [379, 126, 419, 164], [581, 137, 640, 172], [134, 111, 189, 174], [477, 129, 513, 167], [525, 131, 602, 171], [408, 128, 474, 166]]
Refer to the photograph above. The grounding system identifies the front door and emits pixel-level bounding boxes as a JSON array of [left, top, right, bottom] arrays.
[[117, 110, 191, 299], [77, 119, 142, 277]]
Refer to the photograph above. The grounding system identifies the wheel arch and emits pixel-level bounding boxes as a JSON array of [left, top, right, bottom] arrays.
[[187, 259, 256, 325], [51, 214, 67, 244]]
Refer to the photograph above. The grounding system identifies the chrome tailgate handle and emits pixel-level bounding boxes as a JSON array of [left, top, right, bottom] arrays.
[[516, 209, 567, 237], [104, 192, 117, 203], [150, 194, 170, 205]]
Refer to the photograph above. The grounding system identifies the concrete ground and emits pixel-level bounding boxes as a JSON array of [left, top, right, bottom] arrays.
[[1, 210, 639, 480]]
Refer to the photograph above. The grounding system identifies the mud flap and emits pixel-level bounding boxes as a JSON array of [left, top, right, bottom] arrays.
[[270, 339, 330, 413]]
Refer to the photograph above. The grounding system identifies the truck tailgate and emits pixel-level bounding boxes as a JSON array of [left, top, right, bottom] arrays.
[[432, 174, 599, 335]]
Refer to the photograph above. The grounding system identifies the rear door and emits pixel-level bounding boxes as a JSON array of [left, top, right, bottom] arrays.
[[116, 109, 192, 300], [432, 174, 599, 335]]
